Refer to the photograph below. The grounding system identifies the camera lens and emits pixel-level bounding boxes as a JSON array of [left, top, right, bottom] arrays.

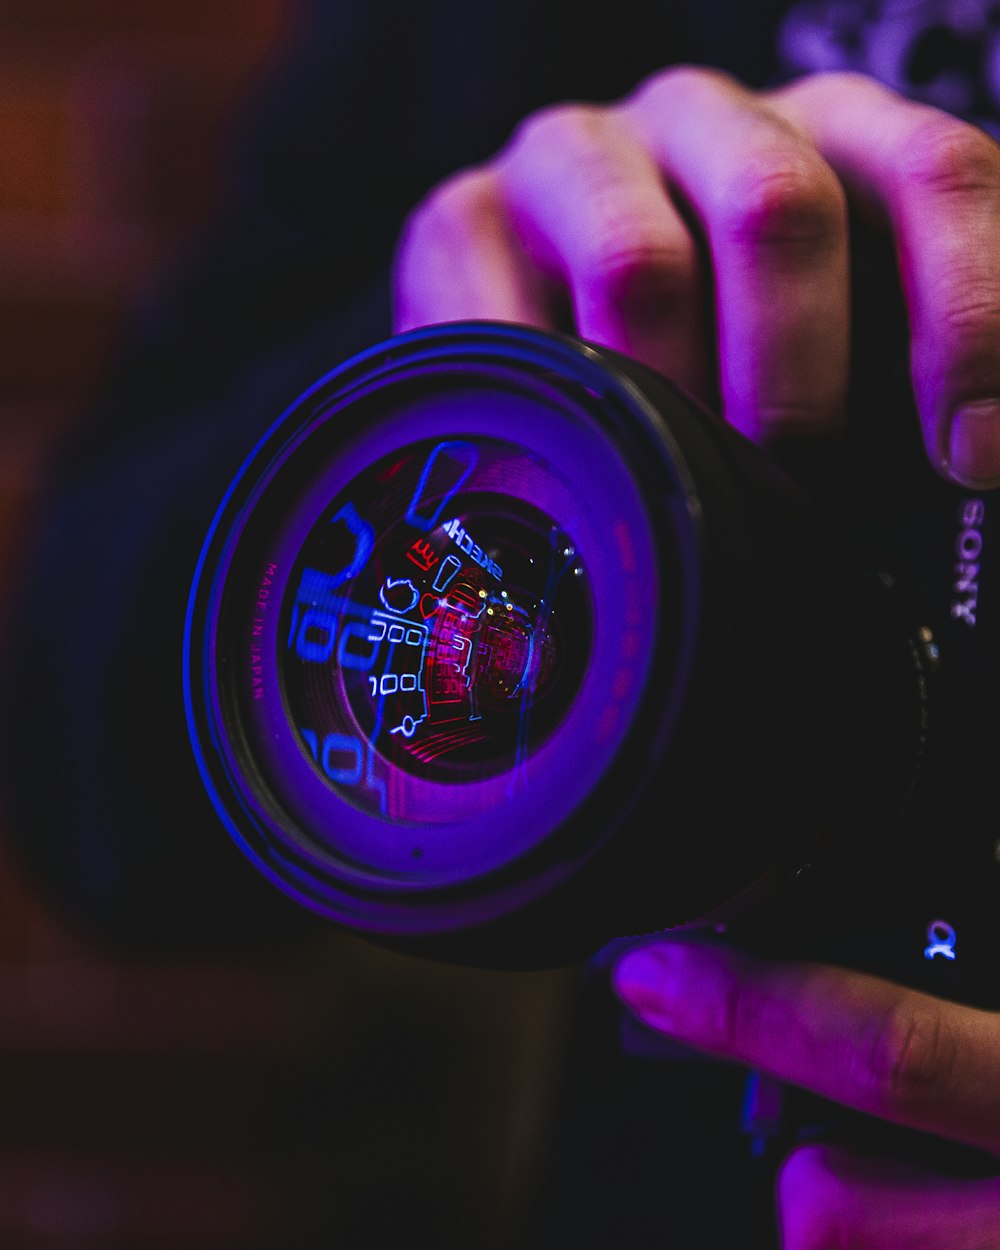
[[186, 323, 924, 966]]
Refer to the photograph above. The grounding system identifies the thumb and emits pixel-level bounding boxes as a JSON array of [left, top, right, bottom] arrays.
[[777, 1143, 1000, 1250]]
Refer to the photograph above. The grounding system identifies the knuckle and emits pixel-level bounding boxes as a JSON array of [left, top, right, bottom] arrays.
[[720, 156, 845, 249], [899, 116, 1000, 198], [393, 168, 498, 317], [506, 101, 605, 160], [775, 68, 893, 107], [802, 68, 882, 93], [394, 167, 497, 284], [407, 167, 496, 240], [577, 228, 695, 311], [713, 963, 762, 1056], [860, 998, 953, 1121], [939, 287, 1000, 347], [628, 62, 736, 112]]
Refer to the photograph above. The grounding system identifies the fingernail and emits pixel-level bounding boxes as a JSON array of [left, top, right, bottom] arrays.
[[948, 401, 1000, 489], [612, 943, 689, 1025]]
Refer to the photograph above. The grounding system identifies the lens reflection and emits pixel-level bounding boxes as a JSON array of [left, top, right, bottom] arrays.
[[280, 438, 593, 807]]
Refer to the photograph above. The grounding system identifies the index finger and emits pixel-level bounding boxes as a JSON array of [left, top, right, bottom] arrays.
[[613, 939, 1000, 1154]]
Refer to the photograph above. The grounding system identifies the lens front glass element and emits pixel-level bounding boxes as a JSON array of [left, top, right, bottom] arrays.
[[198, 332, 672, 898], [281, 437, 593, 819]]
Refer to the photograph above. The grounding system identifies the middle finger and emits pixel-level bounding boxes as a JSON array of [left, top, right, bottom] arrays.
[[621, 66, 850, 443], [496, 102, 710, 398]]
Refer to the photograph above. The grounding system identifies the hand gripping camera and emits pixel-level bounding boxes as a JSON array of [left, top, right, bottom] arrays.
[[184, 322, 999, 1014]]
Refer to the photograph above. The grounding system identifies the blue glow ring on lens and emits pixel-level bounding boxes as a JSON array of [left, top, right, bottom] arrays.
[[185, 324, 703, 934], [245, 389, 642, 879]]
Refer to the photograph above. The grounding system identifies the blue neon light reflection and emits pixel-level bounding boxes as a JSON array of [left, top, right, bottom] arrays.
[[405, 441, 478, 531]]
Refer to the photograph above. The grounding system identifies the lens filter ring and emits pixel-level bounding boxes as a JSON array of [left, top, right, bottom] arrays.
[[185, 324, 702, 946]]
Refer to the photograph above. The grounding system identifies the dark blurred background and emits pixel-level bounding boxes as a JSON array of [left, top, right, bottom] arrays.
[[0, 3, 574, 1245]]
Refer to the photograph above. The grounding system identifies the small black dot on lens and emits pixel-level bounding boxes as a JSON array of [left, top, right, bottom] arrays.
[[412, 848, 424, 859]]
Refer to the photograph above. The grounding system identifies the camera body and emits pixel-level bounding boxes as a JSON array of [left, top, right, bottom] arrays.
[[184, 322, 1000, 1007], [742, 384, 1000, 1015]]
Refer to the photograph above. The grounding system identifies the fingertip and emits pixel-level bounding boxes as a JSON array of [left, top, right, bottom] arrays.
[[775, 1143, 847, 1250], [776, 1141, 849, 1194], [611, 939, 745, 1047], [611, 945, 678, 1019]]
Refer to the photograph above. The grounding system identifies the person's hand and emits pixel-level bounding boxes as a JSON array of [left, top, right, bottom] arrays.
[[612, 939, 1000, 1248], [394, 67, 1000, 488], [394, 64, 1000, 1244]]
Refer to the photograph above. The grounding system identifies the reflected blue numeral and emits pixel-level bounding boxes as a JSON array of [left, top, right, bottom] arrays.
[[298, 728, 386, 814], [405, 441, 478, 532], [320, 733, 363, 785], [336, 619, 379, 671], [293, 608, 337, 662], [288, 540, 377, 663], [293, 568, 346, 615], [299, 727, 320, 761], [328, 502, 374, 584]]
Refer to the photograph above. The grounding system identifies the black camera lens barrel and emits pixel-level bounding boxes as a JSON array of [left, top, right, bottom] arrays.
[[185, 323, 929, 967]]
